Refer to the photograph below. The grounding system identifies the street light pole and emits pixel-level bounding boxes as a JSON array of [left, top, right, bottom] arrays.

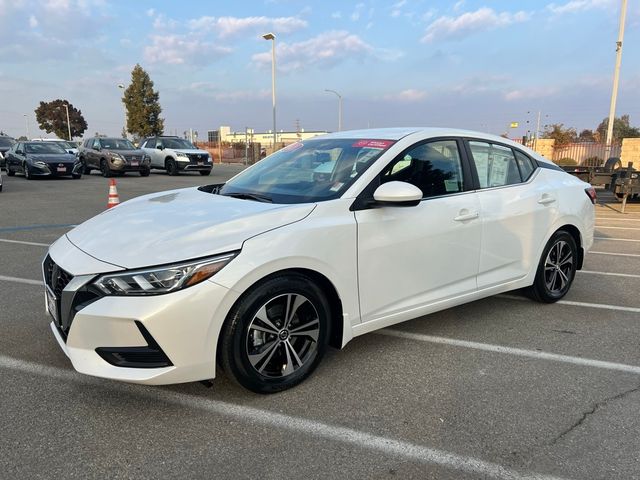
[[605, 0, 628, 156], [118, 83, 127, 139], [63, 103, 71, 140], [324, 89, 343, 131], [262, 32, 276, 149], [24, 114, 30, 139]]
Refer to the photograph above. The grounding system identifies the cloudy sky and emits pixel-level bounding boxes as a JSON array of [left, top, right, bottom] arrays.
[[0, 0, 638, 140]]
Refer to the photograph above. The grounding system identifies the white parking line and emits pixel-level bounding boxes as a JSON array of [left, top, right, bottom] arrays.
[[379, 330, 640, 375], [499, 294, 640, 314], [594, 237, 640, 243], [596, 217, 640, 221], [0, 238, 49, 247], [596, 226, 640, 231], [589, 251, 640, 258], [0, 275, 42, 286], [579, 270, 640, 279], [0, 355, 567, 480]]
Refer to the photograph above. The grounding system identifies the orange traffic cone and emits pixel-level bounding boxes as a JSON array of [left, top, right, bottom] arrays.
[[107, 178, 120, 209]]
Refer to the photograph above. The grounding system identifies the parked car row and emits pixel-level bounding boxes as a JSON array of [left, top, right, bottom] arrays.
[[1, 135, 213, 182]]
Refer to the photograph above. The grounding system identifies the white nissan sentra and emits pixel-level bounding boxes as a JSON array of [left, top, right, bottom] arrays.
[[43, 128, 595, 393]]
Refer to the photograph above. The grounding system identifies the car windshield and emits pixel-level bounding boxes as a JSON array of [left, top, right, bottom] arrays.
[[219, 138, 395, 204], [24, 143, 67, 154], [55, 141, 76, 149], [162, 138, 196, 149], [0, 137, 16, 147], [100, 138, 136, 150]]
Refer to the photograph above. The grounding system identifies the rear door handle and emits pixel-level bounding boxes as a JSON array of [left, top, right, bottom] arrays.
[[538, 194, 556, 205], [454, 211, 479, 222]]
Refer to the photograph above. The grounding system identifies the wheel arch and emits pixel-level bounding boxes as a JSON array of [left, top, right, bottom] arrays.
[[555, 224, 583, 270], [217, 267, 345, 353]]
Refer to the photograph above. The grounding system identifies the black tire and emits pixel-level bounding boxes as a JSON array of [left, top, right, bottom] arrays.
[[526, 231, 577, 303], [7, 166, 15, 176], [199, 169, 212, 176], [100, 159, 112, 178], [166, 159, 179, 176], [219, 274, 331, 394], [71, 172, 82, 179], [140, 168, 150, 177], [80, 159, 91, 174], [23, 163, 31, 180]]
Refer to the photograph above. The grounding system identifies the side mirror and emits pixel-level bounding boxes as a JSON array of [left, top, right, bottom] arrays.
[[157, 145, 164, 150], [373, 181, 422, 207], [95, 145, 101, 151]]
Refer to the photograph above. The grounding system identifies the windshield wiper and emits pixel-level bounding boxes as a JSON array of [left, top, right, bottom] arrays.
[[222, 192, 273, 203]]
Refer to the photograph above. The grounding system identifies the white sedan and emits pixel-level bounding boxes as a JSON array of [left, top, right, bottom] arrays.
[[43, 128, 595, 393]]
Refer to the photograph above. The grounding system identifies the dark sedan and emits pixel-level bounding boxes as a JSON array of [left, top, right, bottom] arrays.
[[5, 141, 82, 179], [0, 136, 16, 169]]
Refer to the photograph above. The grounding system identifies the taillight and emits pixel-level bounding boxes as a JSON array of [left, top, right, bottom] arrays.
[[585, 186, 597, 205]]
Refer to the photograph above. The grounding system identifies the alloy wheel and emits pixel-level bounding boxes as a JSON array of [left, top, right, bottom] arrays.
[[544, 240, 573, 294], [246, 293, 320, 378]]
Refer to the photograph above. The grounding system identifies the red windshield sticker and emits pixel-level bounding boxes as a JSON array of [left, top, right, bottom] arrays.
[[283, 142, 304, 152], [352, 139, 395, 149]]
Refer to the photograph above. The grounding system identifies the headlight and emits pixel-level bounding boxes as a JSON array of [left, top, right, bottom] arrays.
[[92, 252, 238, 296], [34, 161, 47, 167], [111, 153, 124, 161]]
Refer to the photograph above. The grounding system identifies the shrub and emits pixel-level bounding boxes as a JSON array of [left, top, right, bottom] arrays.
[[583, 156, 602, 167]]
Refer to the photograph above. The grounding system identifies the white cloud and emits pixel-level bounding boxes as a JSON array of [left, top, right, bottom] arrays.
[[351, 3, 365, 21], [144, 34, 232, 65], [384, 89, 428, 102], [146, 8, 155, 17], [188, 16, 308, 39], [331, 11, 342, 19], [28, 15, 38, 28], [422, 7, 531, 43], [251, 30, 396, 73], [504, 86, 559, 101], [547, 0, 614, 15]]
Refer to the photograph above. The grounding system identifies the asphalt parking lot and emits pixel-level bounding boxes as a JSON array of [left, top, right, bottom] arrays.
[[1, 167, 639, 480]]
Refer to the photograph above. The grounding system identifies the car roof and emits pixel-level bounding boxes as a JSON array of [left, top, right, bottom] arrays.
[[320, 127, 555, 166]]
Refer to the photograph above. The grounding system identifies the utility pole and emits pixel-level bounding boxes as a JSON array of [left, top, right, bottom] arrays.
[[24, 114, 30, 139], [63, 103, 71, 140], [605, 0, 628, 157]]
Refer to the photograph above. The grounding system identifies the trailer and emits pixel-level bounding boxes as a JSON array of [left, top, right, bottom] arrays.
[[561, 158, 624, 189], [609, 162, 639, 206]]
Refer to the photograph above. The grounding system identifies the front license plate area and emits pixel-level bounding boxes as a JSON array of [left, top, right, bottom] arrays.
[[131, 161, 139, 166], [57, 167, 66, 173], [46, 288, 58, 323], [198, 161, 203, 165]]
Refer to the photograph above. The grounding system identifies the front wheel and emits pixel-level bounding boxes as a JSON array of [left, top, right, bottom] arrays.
[[100, 160, 112, 178], [7, 166, 15, 176], [71, 172, 82, 179], [527, 231, 577, 303], [23, 164, 31, 180], [166, 159, 179, 176], [139, 168, 150, 177], [219, 274, 331, 394], [199, 169, 211, 176]]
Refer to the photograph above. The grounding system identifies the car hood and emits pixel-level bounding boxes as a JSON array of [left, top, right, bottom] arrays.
[[29, 153, 76, 163], [66, 187, 315, 269], [105, 149, 143, 156], [172, 148, 208, 155]]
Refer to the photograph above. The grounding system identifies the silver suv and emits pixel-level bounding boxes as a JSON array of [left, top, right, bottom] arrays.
[[140, 136, 212, 176]]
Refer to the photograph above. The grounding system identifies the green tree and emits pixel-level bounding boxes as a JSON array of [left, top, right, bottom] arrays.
[[596, 115, 640, 142], [578, 129, 597, 142], [34, 99, 87, 139], [123, 64, 164, 138], [542, 123, 577, 147]]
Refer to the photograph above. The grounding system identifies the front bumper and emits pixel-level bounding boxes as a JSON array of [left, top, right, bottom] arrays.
[[45, 244, 240, 385], [31, 162, 82, 177]]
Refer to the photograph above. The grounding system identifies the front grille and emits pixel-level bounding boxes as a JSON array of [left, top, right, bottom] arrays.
[[188, 153, 207, 163], [124, 155, 141, 162], [43, 255, 73, 297]]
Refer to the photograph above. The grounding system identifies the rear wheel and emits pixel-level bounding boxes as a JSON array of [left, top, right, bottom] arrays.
[[527, 231, 577, 303], [219, 274, 331, 394]]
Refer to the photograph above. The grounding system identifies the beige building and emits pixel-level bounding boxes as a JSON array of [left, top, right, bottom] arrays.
[[208, 126, 328, 145]]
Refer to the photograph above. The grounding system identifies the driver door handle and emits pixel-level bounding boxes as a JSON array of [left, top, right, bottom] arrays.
[[454, 211, 479, 222]]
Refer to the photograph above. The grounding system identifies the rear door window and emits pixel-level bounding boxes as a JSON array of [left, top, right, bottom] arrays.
[[468, 142, 522, 188]]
